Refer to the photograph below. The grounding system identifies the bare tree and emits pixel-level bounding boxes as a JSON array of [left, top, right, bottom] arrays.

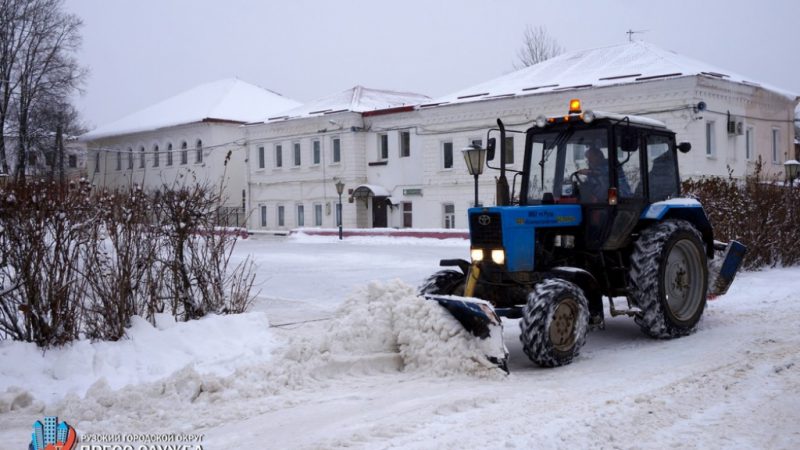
[[514, 25, 563, 69], [0, 0, 85, 182]]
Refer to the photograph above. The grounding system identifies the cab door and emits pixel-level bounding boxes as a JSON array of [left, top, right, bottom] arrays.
[[602, 127, 647, 250]]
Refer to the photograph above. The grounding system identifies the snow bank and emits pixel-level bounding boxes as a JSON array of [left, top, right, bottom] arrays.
[[0, 312, 278, 405]]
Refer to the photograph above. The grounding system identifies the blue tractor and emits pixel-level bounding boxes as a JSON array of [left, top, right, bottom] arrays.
[[420, 100, 746, 371]]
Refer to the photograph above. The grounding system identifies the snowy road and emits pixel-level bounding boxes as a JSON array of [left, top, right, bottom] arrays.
[[1, 234, 798, 449]]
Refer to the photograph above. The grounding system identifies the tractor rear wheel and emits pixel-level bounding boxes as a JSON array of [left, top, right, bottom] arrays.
[[628, 219, 708, 338], [519, 279, 589, 367], [418, 270, 465, 296]]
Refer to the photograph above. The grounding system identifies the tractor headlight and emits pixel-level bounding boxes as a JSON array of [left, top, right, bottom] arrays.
[[583, 110, 595, 123], [491, 249, 505, 265], [471, 248, 484, 262], [535, 115, 548, 128]]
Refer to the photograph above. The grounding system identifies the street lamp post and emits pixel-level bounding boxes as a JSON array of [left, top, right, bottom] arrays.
[[335, 180, 345, 240], [462, 144, 487, 207], [784, 160, 800, 187]]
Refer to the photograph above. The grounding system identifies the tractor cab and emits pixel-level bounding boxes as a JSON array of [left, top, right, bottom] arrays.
[[501, 99, 687, 252]]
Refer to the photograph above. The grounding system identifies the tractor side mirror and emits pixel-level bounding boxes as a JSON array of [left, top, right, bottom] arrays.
[[677, 142, 692, 153], [486, 138, 496, 161], [620, 131, 639, 152]]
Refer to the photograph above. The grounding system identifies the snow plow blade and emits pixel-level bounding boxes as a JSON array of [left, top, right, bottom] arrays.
[[424, 294, 509, 373], [708, 240, 747, 297]]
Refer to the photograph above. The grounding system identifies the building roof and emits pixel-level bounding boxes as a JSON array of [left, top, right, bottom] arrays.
[[82, 78, 302, 140], [266, 86, 430, 122], [425, 41, 797, 108]]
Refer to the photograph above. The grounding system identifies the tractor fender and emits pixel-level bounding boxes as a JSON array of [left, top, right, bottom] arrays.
[[546, 267, 603, 316], [640, 200, 715, 258]]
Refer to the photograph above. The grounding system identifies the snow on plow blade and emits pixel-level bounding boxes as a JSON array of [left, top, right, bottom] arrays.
[[424, 294, 509, 373], [709, 240, 747, 297]]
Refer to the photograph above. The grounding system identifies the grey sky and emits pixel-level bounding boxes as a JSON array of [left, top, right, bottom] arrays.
[[64, 0, 800, 130]]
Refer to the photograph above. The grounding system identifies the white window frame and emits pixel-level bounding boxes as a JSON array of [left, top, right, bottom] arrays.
[[258, 146, 265, 169], [443, 203, 455, 228], [260, 205, 267, 227], [166, 143, 173, 166], [296, 204, 305, 227], [180, 141, 188, 165], [706, 121, 716, 157], [275, 144, 283, 168], [139, 146, 146, 169], [745, 126, 754, 161], [312, 139, 321, 165], [293, 142, 301, 167], [331, 137, 341, 164], [314, 203, 323, 226], [277, 205, 285, 227], [504, 136, 515, 165], [399, 131, 411, 158], [153, 145, 159, 167], [442, 141, 454, 170], [195, 140, 203, 164], [378, 133, 389, 160], [772, 128, 781, 164]]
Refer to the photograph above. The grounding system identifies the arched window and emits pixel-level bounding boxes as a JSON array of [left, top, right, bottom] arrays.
[[166, 143, 173, 166], [116, 150, 122, 171], [128, 148, 134, 170], [153, 145, 160, 167], [180, 141, 188, 165], [139, 146, 145, 168], [195, 139, 203, 164]]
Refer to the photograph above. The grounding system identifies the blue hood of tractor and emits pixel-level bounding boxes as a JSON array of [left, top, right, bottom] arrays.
[[468, 205, 582, 272]]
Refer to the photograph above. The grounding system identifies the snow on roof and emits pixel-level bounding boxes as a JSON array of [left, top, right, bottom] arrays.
[[426, 41, 797, 108], [266, 86, 430, 122], [81, 78, 302, 140]]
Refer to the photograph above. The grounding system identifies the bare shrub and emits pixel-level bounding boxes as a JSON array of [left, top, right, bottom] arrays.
[[683, 159, 800, 269], [0, 180, 94, 346]]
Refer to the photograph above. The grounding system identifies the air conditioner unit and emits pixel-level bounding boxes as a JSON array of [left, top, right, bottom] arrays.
[[727, 119, 737, 135], [736, 121, 745, 135]]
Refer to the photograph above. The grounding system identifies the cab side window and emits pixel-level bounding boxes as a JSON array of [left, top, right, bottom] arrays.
[[647, 135, 679, 201], [615, 130, 642, 198]]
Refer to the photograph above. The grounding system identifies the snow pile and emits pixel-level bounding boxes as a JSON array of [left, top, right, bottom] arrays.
[[326, 280, 506, 377], [0, 312, 278, 405]]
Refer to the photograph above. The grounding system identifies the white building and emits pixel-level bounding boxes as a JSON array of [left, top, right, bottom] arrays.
[[245, 86, 431, 231], [82, 78, 301, 218]]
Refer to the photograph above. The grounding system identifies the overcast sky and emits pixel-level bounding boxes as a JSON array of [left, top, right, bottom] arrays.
[[64, 0, 800, 130]]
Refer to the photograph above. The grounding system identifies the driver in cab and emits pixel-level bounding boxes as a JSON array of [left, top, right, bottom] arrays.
[[576, 146, 608, 202]]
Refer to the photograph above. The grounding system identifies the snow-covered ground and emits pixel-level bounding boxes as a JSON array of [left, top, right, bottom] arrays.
[[1, 233, 798, 449]]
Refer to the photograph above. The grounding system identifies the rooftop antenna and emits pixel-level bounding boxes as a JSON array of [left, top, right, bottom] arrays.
[[626, 29, 648, 42]]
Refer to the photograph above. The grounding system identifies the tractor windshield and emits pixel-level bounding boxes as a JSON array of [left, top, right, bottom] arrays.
[[525, 128, 609, 204]]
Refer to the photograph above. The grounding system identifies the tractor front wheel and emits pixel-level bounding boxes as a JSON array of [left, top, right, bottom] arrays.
[[519, 279, 589, 367], [628, 219, 708, 338]]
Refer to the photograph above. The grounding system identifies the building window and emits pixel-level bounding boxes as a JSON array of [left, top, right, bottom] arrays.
[[128, 148, 133, 169], [314, 203, 322, 226], [153, 145, 159, 167], [275, 144, 283, 168], [293, 142, 301, 166], [277, 205, 285, 227], [442, 141, 453, 169], [706, 121, 716, 157], [297, 204, 305, 227], [332, 137, 341, 163], [504, 136, 515, 164], [312, 139, 321, 165], [180, 141, 188, 165], [443, 203, 455, 228], [68, 154, 77, 168], [195, 140, 203, 164], [745, 127, 754, 161], [166, 143, 173, 166], [95, 152, 100, 172], [139, 146, 145, 168], [336, 201, 342, 226], [378, 133, 389, 160], [260, 205, 267, 227], [258, 146, 265, 169], [402, 202, 412, 228], [400, 131, 410, 158], [116, 151, 122, 171], [772, 128, 780, 164]]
